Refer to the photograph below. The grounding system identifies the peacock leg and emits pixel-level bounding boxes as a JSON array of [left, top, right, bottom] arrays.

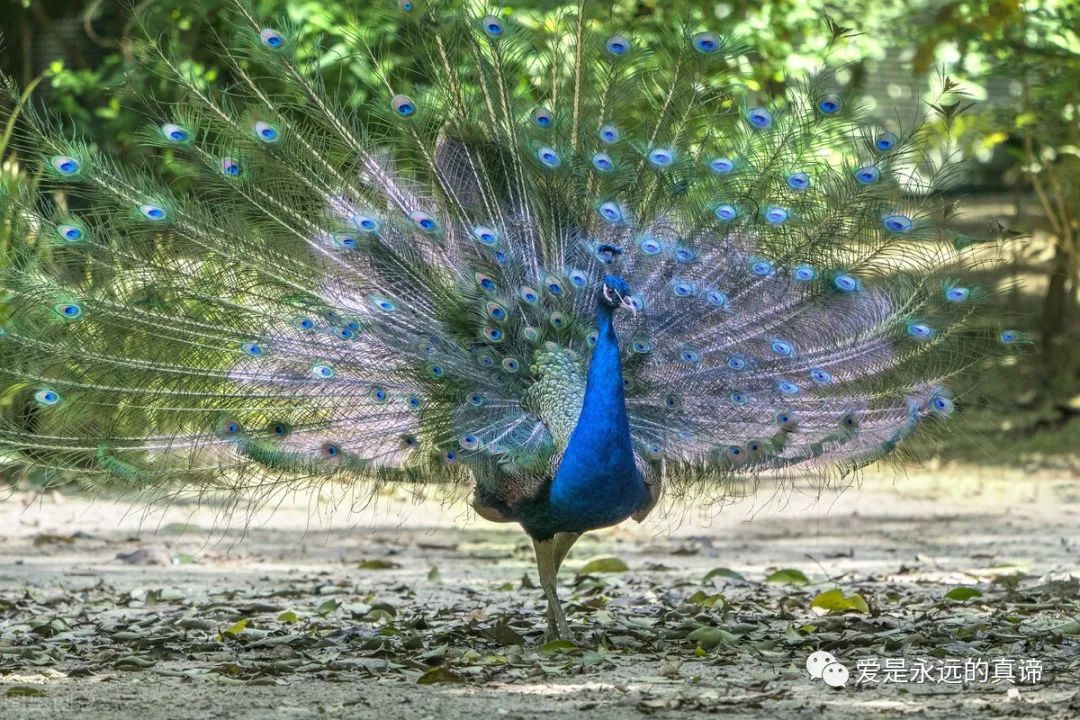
[[533, 537, 573, 641], [552, 531, 580, 573]]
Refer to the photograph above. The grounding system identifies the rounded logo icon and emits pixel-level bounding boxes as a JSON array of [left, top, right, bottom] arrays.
[[822, 661, 850, 688], [806, 651, 837, 679]]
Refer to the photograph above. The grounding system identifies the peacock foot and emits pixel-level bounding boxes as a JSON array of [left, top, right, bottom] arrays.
[[544, 617, 574, 643]]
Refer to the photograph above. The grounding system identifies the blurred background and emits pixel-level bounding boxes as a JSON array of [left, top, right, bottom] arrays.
[[0, 0, 1077, 485]]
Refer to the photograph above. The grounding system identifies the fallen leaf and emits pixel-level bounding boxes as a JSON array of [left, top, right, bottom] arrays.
[[810, 589, 870, 615], [764, 568, 810, 586], [417, 666, 466, 685], [577, 556, 629, 575]]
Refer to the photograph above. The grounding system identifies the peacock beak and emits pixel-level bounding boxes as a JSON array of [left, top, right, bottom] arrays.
[[620, 295, 638, 315]]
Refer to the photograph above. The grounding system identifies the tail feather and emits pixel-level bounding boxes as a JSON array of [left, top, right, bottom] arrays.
[[0, 2, 1021, 509]]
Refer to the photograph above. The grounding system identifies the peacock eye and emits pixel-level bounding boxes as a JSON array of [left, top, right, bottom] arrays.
[[502, 357, 519, 372], [777, 380, 800, 395], [906, 322, 934, 339], [391, 94, 416, 117], [883, 214, 913, 233], [51, 156, 81, 176], [606, 35, 630, 56], [746, 107, 773, 129], [714, 204, 738, 221], [57, 223, 84, 242], [537, 146, 561, 168], [730, 391, 748, 405], [310, 363, 335, 379], [787, 171, 809, 190], [1000, 329, 1019, 344], [241, 341, 264, 356], [854, 166, 881, 184], [161, 123, 190, 143], [598, 202, 623, 223], [353, 214, 380, 233], [672, 280, 695, 297], [692, 31, 720, 53], [369, 294, 396, 312], [751, 259, 773, 276], [370, 386, 389, 403], [409, 210, 439, 233], [54, 303, 83, 319], [217, 418, 241, 437], [254, 121, 280, 142], [770, 339, 795, 357], [139, 204, 167, 221], [932, 396, 954, 414], [518, 286, 539, 304], [679, 347, 701, 363], [775, 411, 798, 429], [945, 286, 970, 302], [482, 15, 503, 37], [35, 389, 61, 406], [810, 368, 833, 384], [764, 206, 789, 225], [833, 274, 860, 293], [296, 317, 315, 330], [710, 157, 735, 174], [220, 157, 242, 177], [260, 28, 285, 48], [592, 152, 614, 172], [321, 442, 341, 459], [706, 290, 727, 307], [648, 148, 674, 167], [819, 94, 842, 114], [638, 236, 662, 255], [568, 270, 588, 287], [531, 107, 554, 128], [631, 337, 652, 353], [459, 434, 480, 451], [728, 356, 747, 370], [472, 225, 498, 246], [875, 132, 898, 151], [599, 124, 619, 143], [793, 264, 816, 281]]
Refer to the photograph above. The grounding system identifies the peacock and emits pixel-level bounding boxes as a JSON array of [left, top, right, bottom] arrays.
[[0, 1, 1019, 641]]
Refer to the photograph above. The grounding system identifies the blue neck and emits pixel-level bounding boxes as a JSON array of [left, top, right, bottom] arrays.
[[577, 305, 632, 450], [545, 303, 647, 532]]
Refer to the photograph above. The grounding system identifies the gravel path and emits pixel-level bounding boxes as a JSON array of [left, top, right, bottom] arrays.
[[1, 466, 1078, 719]]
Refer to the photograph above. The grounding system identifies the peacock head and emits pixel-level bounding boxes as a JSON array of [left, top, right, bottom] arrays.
[[601, 275, 637, 315]]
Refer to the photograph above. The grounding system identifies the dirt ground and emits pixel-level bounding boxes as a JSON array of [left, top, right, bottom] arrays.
[[0, 465, 1078, 719]]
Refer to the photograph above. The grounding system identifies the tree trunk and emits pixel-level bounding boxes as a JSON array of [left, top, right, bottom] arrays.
[[1039, 242, 1075, 391]]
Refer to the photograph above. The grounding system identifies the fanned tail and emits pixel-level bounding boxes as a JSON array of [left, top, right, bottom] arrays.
[[0, 2, 1022, 512]]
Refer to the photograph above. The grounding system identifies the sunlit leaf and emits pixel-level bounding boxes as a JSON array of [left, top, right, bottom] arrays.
[[764, 568, 810, 586]]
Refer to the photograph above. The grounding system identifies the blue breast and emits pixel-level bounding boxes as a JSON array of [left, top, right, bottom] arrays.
[[521, 303, 649, 538]]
